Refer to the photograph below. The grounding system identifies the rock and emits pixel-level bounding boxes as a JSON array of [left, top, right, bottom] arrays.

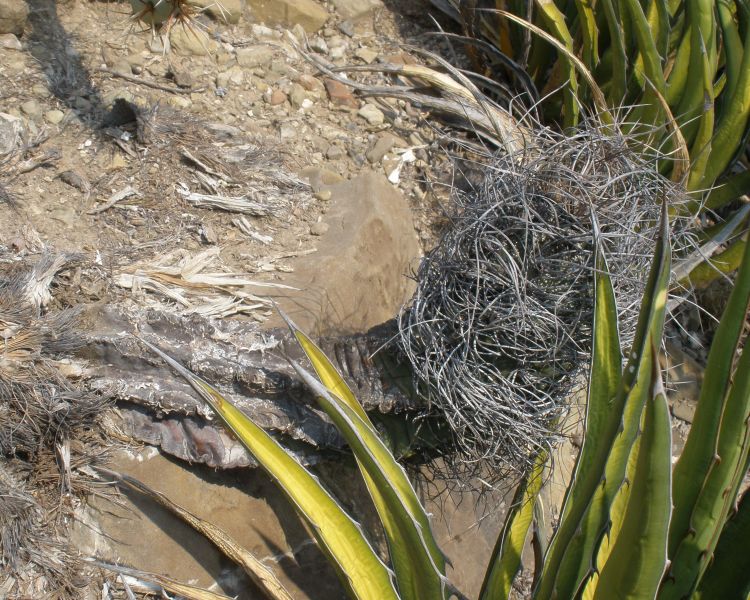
[[45, 109, 65, 124], [354, 46, 377, 64], [0, 0, 27, 36], [298, 166, 345, 190], [279, 122, 297, 138], [236, 45, 273, 68], [148, 36, 166, 53], [169, 26, 215, 56], [0, 32, 21, 49], [102, 88, 136, 108], [277, 171, 419, 334], [314, 189, 332, 201], [330, 0, 382, 21], [310, 221, 329, 236], [358, 103, 384, 125], [326, 144, 345, 160], [366, 133, 395, 163], [329, 45, 346, 60], [247, 0, 328, 33], [324, 78, 357, 108], [20, 99, 41, 118], [298, 73, 323, 92], [186, 0, 242, 23], [288, 82, 307, 108], [0, 112, 24, 155], [251, 23, 276, 37], [337, 20, 354, 37], [309, 36, 328, 54], [171, 68, 194, 88], [168, 95, 192, 108], [266, 88, 287, 105]]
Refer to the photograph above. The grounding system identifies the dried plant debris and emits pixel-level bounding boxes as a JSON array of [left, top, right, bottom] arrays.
[[80, 305, 417, 468], [114, 247, 296, 319], [398, 120, 697, 480], [101, 99, 312, 213], [0, 254, 111, 597]]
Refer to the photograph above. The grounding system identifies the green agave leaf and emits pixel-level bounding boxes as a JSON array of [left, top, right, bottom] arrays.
[[668, 235, 750, 561], [573, 0, 599, 68], [695, 489, 750, 599], [665, 28, 692, 107], [716, 0, 744, 116], [281, 314, 446, 600], [672, 0, 716, 148], [479, 452, 547, 600], [591, 354, 672, 600], [534, 204, 671, 600], [686, 34, 715, 191], [600, 0, 628, 104], [682, 236, 747, 289], [532, 0, 579, 127], [288, 358, 449, 600], [703, 169, 750, 210], [496, 10, 611, 121], [661, 238, 750, 598], [701, 8, 750, 186], [140, 340, 399, 600]]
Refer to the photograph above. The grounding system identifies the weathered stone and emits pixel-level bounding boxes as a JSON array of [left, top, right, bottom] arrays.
[[324, 78, 357, 108], [366, 133, 396, 163], [358, 102, 384, 125], [20, 99, 41, 118], [298, 73, 323, 92], [0, 0, 27, 36], [169, 26, 215, 56], [309, 36, 328, 54], [0, 32, 21, 49], [236, 45, 273, 68], [44, 109, 65, 124], [0, 112, 24, 155], [326, 144, 345, 160], [330, 0, 382, 21], [288, 82, 307, 108], [186, 0, 242, 23], [354, 46, 377, 64], [266, 88, 287, 105], [247, 0, 328, 33], [279, 171, 419, 333], [171, 68, 194, 88], [309, 221, 329, 236]]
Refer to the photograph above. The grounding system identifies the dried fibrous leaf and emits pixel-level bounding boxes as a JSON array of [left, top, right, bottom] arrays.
[[398, 119, 697, 480]]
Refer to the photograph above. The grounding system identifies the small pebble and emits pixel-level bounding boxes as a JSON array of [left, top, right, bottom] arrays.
[[310, 221, 329, 236], [358, 103, 385, 125]]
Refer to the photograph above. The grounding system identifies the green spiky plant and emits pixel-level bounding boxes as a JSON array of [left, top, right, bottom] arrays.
[[109, 201, 750, 599], [429, 0, 750, 285]]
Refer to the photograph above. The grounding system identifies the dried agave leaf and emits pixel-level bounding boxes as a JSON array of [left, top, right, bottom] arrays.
[[96, 468, 294, 600]]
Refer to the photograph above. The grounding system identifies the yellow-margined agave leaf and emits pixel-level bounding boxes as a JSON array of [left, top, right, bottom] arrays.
[[287, 356, 449, 600], [141, 339, 398, 600], [479, 452, 547, 600]]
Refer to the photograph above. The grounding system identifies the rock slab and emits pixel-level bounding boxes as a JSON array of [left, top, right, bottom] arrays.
[[278, 170, 420, 334], [0, 0, 27, 35], [247, 0, 328, 32]]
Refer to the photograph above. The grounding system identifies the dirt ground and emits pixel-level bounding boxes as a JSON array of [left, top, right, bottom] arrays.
[[0, 0, 710, 598]]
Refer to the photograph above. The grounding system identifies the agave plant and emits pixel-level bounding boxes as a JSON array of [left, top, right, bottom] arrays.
[[100, 199, 750, 599]]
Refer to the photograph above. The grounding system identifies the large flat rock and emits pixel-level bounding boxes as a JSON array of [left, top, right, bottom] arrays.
[[273, 170, 420, 335]]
